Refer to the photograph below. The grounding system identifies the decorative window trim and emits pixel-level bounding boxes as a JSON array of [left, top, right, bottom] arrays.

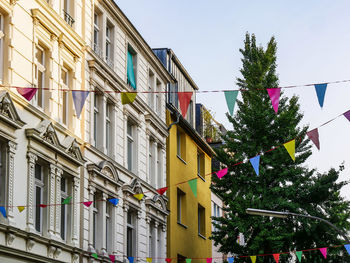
[[0, 91, 26, 130]]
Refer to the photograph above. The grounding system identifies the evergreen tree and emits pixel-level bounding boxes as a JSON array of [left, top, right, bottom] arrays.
[[211, 33, 350, 262]]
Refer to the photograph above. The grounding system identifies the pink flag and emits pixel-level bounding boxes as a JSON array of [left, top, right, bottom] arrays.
[[267, 88, 281, 114], [178, 92, 193, 118], [206, 258, 212, 263], [307, 128, 320, 150], [216, 168, 228, 179], [109, 255, 116, 262], [83, 201, 93, 207], [319, 247, 327, 259], [273, 254, 280, 263], [16, 87, 38, 101]]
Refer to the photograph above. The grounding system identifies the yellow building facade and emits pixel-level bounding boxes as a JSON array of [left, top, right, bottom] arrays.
[[153, 49, 214, 263]]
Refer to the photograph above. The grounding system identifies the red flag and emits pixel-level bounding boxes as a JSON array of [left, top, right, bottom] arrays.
[[178, 92, 193, 118], [165, 258, 172, 263], [307, 128, 320, 150], [83, 201, 93, 207], [39, 204, 47, 208], [273, 254, 280, 263], [16, 87, 38, 101], [156, 187, 168, 195]]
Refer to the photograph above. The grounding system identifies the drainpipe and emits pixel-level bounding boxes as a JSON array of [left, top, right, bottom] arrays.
[[167, 110, 180, 131]]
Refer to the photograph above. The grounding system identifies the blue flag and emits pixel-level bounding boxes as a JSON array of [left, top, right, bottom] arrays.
[[345, 244, 350, 255], [0, 206, 7, 218], [72, 90, 90, 118], [228, 257, 234, 263], [250, 155, 260, 176], [108, 198, 119, 206], [128, 257, 134, 263], [314, 83, 327, 108]]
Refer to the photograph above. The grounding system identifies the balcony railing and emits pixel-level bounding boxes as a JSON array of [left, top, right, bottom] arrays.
[[106, 56, 114, 69], [63, 10, 75, 27], [92, 43, 103, 59]]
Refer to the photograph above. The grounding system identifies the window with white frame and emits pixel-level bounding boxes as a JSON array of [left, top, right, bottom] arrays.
[[92, 192, 99, 249], [157, 225, 161, 257], [60, 176, 71, 241], [197, 150, 205, 180], [177, 188, 185, 224], [0, 14, 5, 83], [93, 92, 100, 147], [61, 67, 71, 126], [0, 140, 6, 206], [106, 102, 111, 155], [34, 163, 46, 233], [127, 210, 136, 257], [187, 100, 193, 126], [156, 80, 162, 115], [34, 45, 47, 110], [148, 222, 153, 257], [105, 22, 114, 68], [157, 146, 162, 188], [63, 0, 75, 27], [198, 204, 205, 237], [93, 11, 102, 58], [149, 140, 155, 187], [148, 71, 154, 109], [127, 120, 136, 172], [106, 199, 112, 252]]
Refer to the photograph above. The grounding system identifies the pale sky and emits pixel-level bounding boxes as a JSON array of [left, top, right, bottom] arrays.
[[115, 0, 350, 198]]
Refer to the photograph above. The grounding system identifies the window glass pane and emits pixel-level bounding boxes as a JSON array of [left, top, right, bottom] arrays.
[[127, 139, 133, 171], [61, 177, 66, 192], [127, 122, 132, 136], [35, 164, 42, 180], [61, 199, 66, 240], [127, 227, 133, 256], [93, 212, 96, 247], [177, 191, 181, 222], [35, 186, 41, 232]]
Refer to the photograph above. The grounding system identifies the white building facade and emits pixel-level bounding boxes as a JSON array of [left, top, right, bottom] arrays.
[[0, 0, 171, 262]]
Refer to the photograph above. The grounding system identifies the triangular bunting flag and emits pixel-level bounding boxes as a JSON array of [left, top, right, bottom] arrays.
[[39, 204, 47, 208], [344, 244, 350, 255], [92, 253, 98, 259], [16, 87, 38, 101], [228, 257, 234, 263], [314, 83, 327, 108], [165, 258, 172, 263], [72, 90, 90, 118], [216, 167, 228, 179], [224, 90, 239, 116], [273, 253, 280, 263], [62, 196, 72, 205], [188, 179, 197, 198], [283, 139, 295, 161], [250, 256, 256, 263], [108, 198, 119, 206], [267, 88, 281, 114], [206, 258, 212, 263], [156, 187, 168, 195], [343, 110, 350, 122], [109, 255, 116, 263], [128, 256, 134, 263], [0, 207, 6, 218], [296, 251, 303, 262], [17, 206, 26, 213], [134, 193, 144, 201], [121, 92, 137, 105], [307, 128, 320, 150], [185, 259, 192, 263], [249, 155, 260, 176], [178, 92, 193, 118], [319, 247, 327, 259], [83, 201, 93, 207], [146, 258, 152, 263]]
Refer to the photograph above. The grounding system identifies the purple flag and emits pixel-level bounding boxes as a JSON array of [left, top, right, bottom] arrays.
[[344, 110, 350, 122], [307, 128, 320, 150], [72, 90, 90, 119], [16, 87, 37, 101], [267, 88, 281, 114]]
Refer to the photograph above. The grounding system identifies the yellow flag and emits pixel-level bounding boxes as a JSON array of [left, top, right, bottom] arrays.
[[17, 206, 25, 213], [283, 139, 295, 161], [121, 92, 137, 105], [250, 256, 256, 263], [134, 193, 144, 201], [146, 258, 152, 263]]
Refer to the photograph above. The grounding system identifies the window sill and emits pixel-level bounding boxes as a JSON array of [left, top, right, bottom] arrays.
[[198, 233, 206, 240], [198, 174, 206, 182], [177, 155, 187, 165], [177, 221, 188, 229]]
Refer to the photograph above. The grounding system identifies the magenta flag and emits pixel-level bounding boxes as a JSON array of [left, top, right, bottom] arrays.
[[16, 87, 37, 101], [319, 247, 327, 259], [344, 110, 350, 121], [83, 201, 93, 207], [178, 92, 193, 118], [267, 88, 281, 114], [216, 168, 228, 179], [307, 128, 320, 150], [109, 255, 116, 262], [206, 258, 212, 263]]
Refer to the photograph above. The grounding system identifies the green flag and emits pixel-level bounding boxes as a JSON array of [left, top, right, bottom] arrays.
[[186, 259, 192, 263], [92, 253, 98, 259], [62, 196, 72, 205], [188, 179, 197, 197], [296, 251, 302, 262], [224, 90, 239, 116]]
